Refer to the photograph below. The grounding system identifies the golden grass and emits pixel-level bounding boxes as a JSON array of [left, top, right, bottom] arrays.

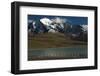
[[28, 33, 87, 49]]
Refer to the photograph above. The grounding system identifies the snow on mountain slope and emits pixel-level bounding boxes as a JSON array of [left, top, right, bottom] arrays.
[[81, 25, 88, 32], [40, 17, 52, 26], [28, 17, 88, 35], [40, 17, 67, 33]]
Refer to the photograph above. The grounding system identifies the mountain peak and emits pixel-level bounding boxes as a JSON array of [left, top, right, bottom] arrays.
[[40, 17, 52, 26]]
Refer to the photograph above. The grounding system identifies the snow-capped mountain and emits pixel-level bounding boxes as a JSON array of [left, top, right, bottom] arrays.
[[39, 17, 67, 33], [40, 17, 57, 32], [28, 17, 88, 41], [40, 17, 52, 26], [28, 17, 88, 34]]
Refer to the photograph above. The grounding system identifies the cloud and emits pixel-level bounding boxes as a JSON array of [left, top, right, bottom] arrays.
[[51, 17, 67, 24]]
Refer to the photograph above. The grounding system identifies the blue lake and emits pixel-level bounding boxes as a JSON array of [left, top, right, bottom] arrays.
[[28, 46, 87, 60]]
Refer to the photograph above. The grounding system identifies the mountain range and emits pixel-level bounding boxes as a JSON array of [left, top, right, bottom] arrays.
[[28, 17, 88, 41]]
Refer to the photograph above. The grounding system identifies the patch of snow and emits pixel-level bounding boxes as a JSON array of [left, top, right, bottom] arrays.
[[81, 25, 88, 32], [40, 17, 52, 26], [48, 29, 58, 33], [32, 21, 36, 29]]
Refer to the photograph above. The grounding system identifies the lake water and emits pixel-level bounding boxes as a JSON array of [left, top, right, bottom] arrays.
[[28, 46, 87, 60]]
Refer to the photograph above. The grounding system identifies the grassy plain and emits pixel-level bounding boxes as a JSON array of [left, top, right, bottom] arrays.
[[28, 33, 87, 49]]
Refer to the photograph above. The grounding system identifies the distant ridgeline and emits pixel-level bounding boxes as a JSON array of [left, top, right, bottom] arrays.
[[28, 17, 88, 42]]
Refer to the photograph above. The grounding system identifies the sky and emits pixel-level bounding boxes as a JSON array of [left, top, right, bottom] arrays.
[[28, 14, 88, 25]]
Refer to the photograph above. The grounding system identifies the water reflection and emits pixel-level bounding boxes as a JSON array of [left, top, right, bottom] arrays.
[[28, 47, 87, 60]]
